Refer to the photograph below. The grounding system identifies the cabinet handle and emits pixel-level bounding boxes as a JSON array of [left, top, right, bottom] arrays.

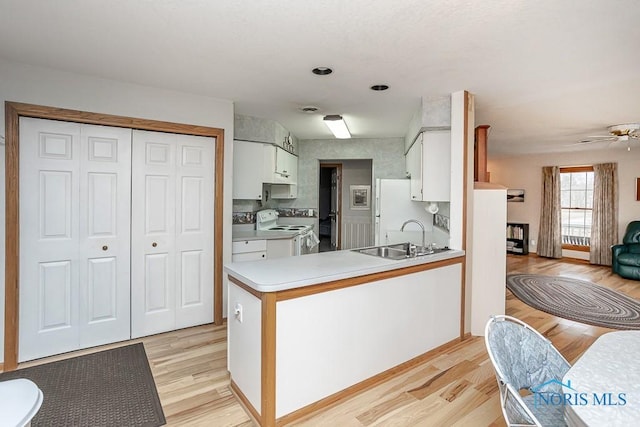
[[152, 242, 158, 247], [102, 245, 108, 251], [282, 170, 287, 173], [261, 254, 265, 258]]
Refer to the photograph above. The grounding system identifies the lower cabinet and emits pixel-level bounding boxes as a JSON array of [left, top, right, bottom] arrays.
[[232, 240, 267, 262], [267, 239, 295, 259], [232, 238, 295, 262]]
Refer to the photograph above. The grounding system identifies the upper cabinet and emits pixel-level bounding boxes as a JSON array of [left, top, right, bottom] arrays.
[[404, 96, 453, 203], [406, 130, 451, 202], [265, 145, 297, 185], [232, 140, 299, 199], [233, 140, 265, 200], [233, 114, 299, 200]]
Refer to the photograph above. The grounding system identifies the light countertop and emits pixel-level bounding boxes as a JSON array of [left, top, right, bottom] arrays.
[[232, 230, 298, 241], [224, 248, 465, 292]]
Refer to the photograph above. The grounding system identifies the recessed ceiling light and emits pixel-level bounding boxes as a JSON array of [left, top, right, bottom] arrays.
[[300, 106, 319, 113], [370, 84, 389, 91], [312, 67, 333, 75]]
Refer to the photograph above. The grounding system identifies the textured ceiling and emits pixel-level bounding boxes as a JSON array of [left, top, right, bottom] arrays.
[[1, 0, 639, 155]]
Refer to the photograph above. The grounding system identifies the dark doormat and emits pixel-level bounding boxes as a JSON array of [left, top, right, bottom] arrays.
[[0, 343, 166, 427]]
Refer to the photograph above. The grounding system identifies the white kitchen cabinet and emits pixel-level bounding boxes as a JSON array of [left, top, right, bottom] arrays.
[[405, 130, 451, 202], [232, 240, 267, 262], [264, 145, 297, 185], [233, 140, 265, 200], [266, 238, 295, 259], [406, 140, 422, 201], [269, 183, 297, 199]]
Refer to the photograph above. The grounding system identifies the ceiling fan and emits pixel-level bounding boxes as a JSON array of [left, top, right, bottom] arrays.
[[579, 123, 640, 149]]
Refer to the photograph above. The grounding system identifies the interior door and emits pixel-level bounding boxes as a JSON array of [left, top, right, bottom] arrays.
[[131, 130, 214, 338], [19, 118, 132, 362], [330, 167, 341, 250]]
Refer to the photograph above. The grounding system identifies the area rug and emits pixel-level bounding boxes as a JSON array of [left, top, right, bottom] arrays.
[[506, 274, 640, 330], [0, 343, 166, 427]]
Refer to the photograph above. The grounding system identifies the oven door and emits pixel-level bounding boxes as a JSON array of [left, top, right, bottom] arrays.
[[298, 232, 314, 255]]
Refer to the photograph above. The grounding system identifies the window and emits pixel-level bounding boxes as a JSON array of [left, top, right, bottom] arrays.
[[560, 166, 593, 250]]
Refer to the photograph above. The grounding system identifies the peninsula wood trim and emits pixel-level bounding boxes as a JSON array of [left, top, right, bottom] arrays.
[[275, 256, 464, 301], [228, 275, 264, 299], [261, 292, 277, 427], [4, 101, 225, 371], [275, 335, 466, 426]]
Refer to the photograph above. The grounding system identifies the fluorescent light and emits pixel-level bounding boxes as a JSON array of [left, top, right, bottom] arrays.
[[323, 115, 351, 139]]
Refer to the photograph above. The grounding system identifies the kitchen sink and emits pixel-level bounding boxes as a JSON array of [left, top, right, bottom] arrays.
[[354, 243, 451, 259], [356, 246, 408, 260]]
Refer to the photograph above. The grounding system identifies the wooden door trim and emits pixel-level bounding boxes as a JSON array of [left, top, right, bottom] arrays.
[[4, 101, 225, 371]]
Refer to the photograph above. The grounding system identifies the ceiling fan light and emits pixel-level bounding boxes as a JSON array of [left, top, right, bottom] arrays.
[[323, 115, 351, 139]]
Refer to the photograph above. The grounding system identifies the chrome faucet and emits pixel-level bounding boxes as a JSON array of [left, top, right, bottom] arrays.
[[400, 219, 426, 250]]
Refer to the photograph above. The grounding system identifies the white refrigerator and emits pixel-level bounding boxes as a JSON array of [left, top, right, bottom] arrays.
[[374, 179, 437, 246]]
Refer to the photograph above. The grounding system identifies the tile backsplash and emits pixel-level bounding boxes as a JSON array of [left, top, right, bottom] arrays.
[[232, 207, 316, 225]]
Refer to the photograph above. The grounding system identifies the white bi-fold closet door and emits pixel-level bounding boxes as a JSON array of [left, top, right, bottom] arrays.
[[19, 118, 132, 361], [19, 118, 214, 362], [130, 130, 214, 339]]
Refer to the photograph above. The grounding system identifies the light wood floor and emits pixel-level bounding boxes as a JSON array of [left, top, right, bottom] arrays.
[[17, 255, 640, 426]]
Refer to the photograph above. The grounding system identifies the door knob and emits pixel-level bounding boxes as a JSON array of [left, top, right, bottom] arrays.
[[152, 242, 158, 247], [102, 245, 108, 251]]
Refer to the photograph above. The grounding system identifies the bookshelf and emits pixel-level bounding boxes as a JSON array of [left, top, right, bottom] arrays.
[[506, 222, 529, 255]]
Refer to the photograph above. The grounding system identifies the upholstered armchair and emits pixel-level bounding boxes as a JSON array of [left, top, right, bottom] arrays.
[[612, 221, 640, 280]]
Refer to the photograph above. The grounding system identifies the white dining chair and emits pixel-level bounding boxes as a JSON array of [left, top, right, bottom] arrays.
[[484, 315, 571, 426]]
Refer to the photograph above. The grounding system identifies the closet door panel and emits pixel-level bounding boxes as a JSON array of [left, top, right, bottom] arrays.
[[175, 136, 214, 328], [19, 118, 81, 361], [131, 130, 177, 338], [78, 124, 132, 348]]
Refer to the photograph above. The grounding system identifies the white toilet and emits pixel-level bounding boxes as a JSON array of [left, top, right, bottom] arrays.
[[0, 378, 43, 427]]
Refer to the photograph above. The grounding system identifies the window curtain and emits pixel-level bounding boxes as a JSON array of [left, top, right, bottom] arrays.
[[538, 166, 562, 258], [590, 163, 618, 265]]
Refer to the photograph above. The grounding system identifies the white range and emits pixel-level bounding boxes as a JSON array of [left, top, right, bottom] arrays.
[[256, 209, 317, 255]]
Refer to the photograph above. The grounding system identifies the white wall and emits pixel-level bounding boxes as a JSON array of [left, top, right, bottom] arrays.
[[488, 148, 640, 258], [0, 58, 235, 362]]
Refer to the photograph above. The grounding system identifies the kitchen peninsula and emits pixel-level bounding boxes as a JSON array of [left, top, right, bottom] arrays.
[[225, 247, 465, 426]]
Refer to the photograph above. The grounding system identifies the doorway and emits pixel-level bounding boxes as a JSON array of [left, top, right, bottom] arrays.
[[318, 163, 342, 252]]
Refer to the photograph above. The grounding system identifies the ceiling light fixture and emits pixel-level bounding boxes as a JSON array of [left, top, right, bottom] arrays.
[[323, 115, 351, 139], [300, 106, 319, 113], [312, 67, 333, 75], [370, 84, 389, 91]]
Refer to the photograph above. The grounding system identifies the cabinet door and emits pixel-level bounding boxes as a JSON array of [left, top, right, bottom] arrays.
[[274, 147, 297, 184], [232, 251, 267, 262], [233, 140, 264, 200], [421, 130, 451, 202], [266, 238, 294, 259], [406, 136, 422, 201], [270, 184, 297, 199]]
